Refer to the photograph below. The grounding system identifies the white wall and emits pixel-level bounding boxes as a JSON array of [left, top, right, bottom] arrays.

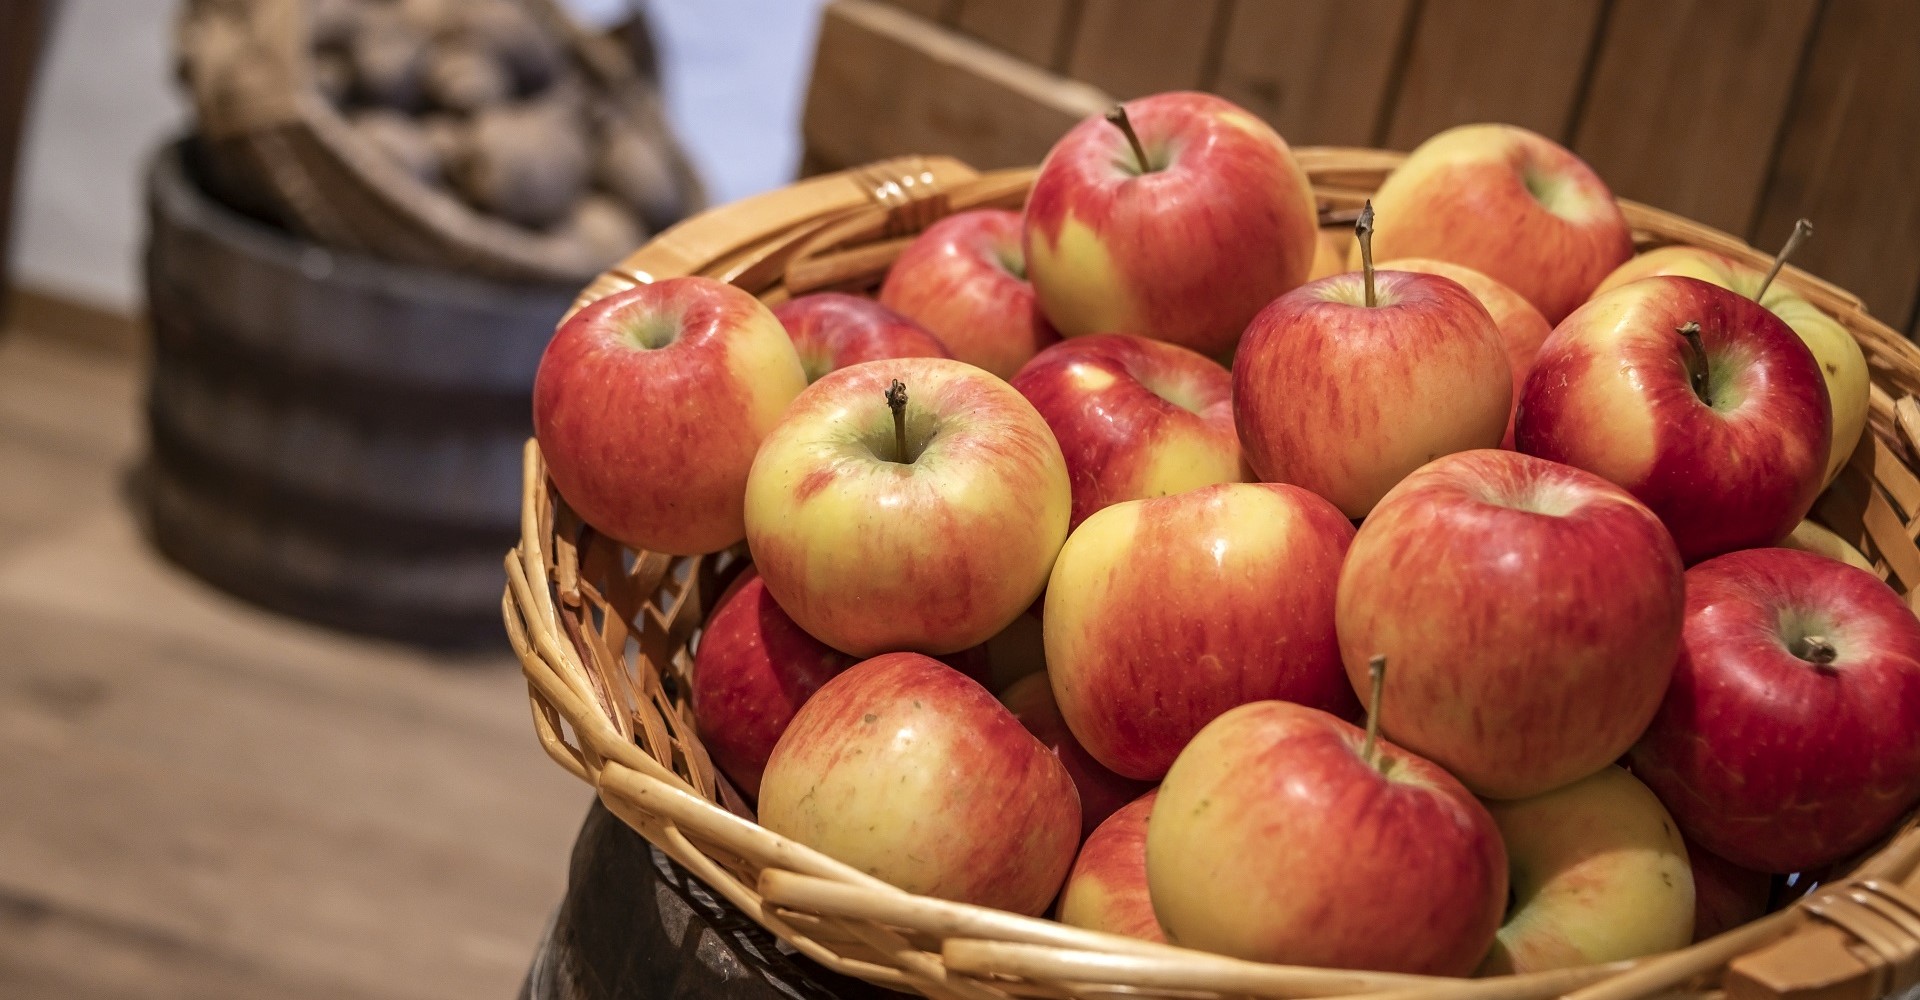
[[8, 0, 831, 313]]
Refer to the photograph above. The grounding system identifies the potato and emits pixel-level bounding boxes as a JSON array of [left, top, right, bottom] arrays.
[[594, 120, 683, 232], [351, 108, 442, 186], [349, 6, 427, 110], [424, 40, 510, 112], [557, 194, 647, 269], [450, 101, 590, 228]]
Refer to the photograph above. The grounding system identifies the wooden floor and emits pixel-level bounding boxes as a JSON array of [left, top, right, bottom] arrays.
[[0, 322, 588, 998]]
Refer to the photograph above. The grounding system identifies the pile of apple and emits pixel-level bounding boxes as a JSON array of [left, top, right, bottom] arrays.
[[530, 91, 1920, 977]]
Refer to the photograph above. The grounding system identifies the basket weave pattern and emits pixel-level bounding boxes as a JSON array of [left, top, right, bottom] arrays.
[[505, 150, 1920, 1000]]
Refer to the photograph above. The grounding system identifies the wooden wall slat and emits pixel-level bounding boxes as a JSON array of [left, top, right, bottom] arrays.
[[876, 0, 957, 23], [1752, 0, 1920, 328], [1211, 0, 1415, 147], [952, 0, 1078, 72], [1064, 0, 1227, 99], [1382, 0, 1604, 150], [1572, 0, 1819, 237]]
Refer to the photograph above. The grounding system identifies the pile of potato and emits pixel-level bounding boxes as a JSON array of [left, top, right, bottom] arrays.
[[311, 0, 686, 262]]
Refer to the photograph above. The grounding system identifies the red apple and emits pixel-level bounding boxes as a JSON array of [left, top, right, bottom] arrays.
[[1023, 91, 1318, 357], [743, 358, 1070, 656], [534, 276, 807, 554], [878, 209, 1059, 379], [1686, 836, 1771, 942], [758, 652, 1080, 915], [1515, 275, 1830, 563], [1147, 700, 1506, 974], [1001, 672, 1154, 840], [1378, 257, 1553, 449], [1233, 266, 1511, 517], [1011, 333, 1242, 530], [1628, 548, 1920, 873], [1361, 124, 1632, 323], [1337, 449, 1684, 799], [771, 293, 952, 382], [1056, 790, 1163, 942], [1046, 482, 1359, 781]]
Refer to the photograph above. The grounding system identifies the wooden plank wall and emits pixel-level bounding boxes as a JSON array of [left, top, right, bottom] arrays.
[[806, 0, 1920, 336]]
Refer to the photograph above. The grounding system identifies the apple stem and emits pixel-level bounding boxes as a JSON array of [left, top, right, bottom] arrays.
[[1356, 201, 1377, 308], [1755, 219, 1813, 303], [885, 379, 909, 463], [1105, 104, 1151, 175], [1793, 634, 1840, 671], [1677, 322, 1710, 403], [1361, 654, 1387, 774]]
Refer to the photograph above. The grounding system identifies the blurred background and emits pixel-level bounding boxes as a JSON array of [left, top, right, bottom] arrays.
[[0, 1, 1914, 998]]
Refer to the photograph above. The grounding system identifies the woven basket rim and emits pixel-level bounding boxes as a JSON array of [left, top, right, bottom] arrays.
[[505, 147, 1920, 1000]]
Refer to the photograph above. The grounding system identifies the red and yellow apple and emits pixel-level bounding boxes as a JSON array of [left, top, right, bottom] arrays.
[[1629, 548, 1920, 873], [1477, 766, 1694, 974], [1023, 91, 1318, 357], [1011, 333, 1242, 529], [1046, 482, 1359, 780], [771, 292, 951, 382], [1336, 449, 1684, 799], [1594, 245, 1868, 486], [744, 358, 1070, 656], [1781, 519, 1875, 572], [759, 652, 1080, 915], [1379, 257, 1553, 448], [1361, 124, 1632, 323], [1307, 228, 1350, 281], [1233, 268, 1511, 517], [1002, 673, 1154, 841], [1515, 275, 1831, 564], [879, 209, 1059, 379], [1056, 790, 1163, 942], [534, 276, 807, 554], [1147, 700, 1506, 975]]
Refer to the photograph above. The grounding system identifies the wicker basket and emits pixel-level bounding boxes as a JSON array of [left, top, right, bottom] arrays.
[[505, 150, 1920, 1000]]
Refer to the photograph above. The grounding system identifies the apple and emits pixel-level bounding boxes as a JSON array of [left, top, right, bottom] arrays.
[[1686, 836, 1771, 942], [1047, 482, 1359, 780], [1336, 449, 1684, 799], [1378, 257, 1553, 448], [1002, 673, 1155, 840], [1592, 238, 1869, 487], [759, 652, 1080, 916], [1023, 91, 1318, 357], [770, 292, 952, 383], [878, 209, 1059, 379], [981, 606, 1047, 693], [1011, 333, 1242, 529], [1781, 519, 1876, 573], [1628, 547, 1920, 873], [743, 357, 1070, 656], [534, 276, 807, 555], [1233, 221, 1512, 518], [1360, 123, 1632, 323], [1477, 766, 1694, 974], [1147, 698, 1506, 975], [1514, 275, 1831, 564], [1056, 790, 1163, 942]]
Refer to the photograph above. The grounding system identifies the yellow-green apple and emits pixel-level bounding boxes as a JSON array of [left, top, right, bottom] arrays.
[[1593, 242, 1868, 486], [1056, 790, 1163, 941], [1046, 482, 1359, 780], [1515, 276, 1830, 564], [759, 652, 1079, 915], [771, 293, 952, 382], [1628, 548, 1920, 873], [1011, 333, 1242, 530], [1781, 519, 1875, 572], [534, 276, 807, 554], [1477, 766, 1694, 974], [744, 357, 1069, 656], [1379, 257, 1553, 448], [1361, 124, 1632, 323], [1686, 836, 1771, 942], [878, 209, 1059, 379], [1233, 249, 1511, 517], [1023, 92, 1317, 357], [1147, 699, 1506, 974], [1336, 449, 1684, 799], [1002, 673, 1154, 840]]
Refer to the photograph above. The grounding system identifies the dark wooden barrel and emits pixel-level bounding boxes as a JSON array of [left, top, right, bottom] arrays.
[[141, 140, 572, 646]]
